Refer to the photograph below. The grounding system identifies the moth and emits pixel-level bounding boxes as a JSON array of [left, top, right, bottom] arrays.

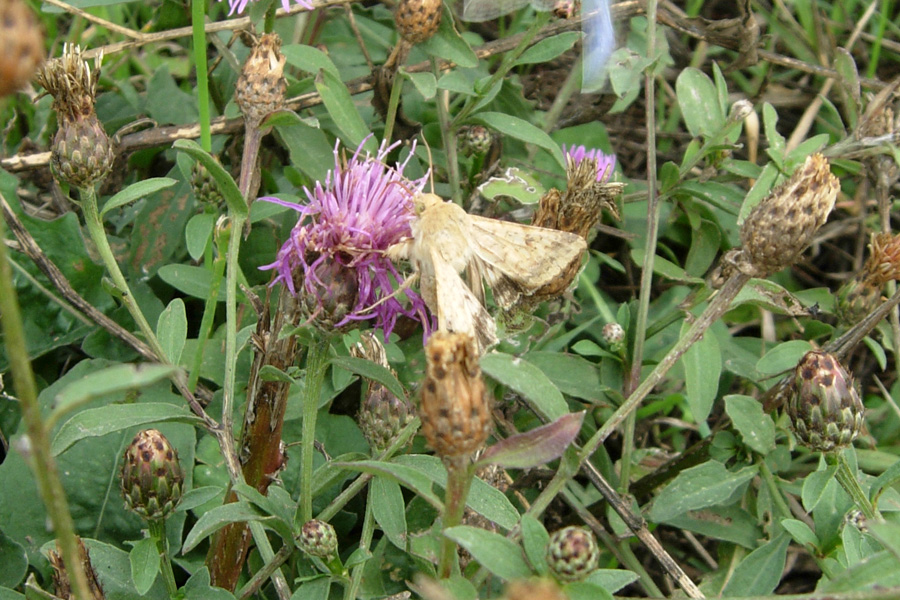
[[387, 193, 587, 352]]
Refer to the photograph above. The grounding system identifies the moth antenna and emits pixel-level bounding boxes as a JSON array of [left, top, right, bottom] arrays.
[[386, 179, 417, 198]]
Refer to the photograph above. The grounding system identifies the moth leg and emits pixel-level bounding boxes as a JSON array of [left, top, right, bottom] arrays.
[[357, 273, 420, 314]]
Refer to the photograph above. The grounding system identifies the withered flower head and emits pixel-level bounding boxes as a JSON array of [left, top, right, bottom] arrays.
[[49, 537, 105, 600], [351, 331, 415, 452], [395, 0, 443, 44], [36, 45, 115, 189], [0, 0, 44, 98], [739, 153, 839, 278], [235, 33, 287, 125], [788, 350, 865, 452], [420, 332, 492, 461]]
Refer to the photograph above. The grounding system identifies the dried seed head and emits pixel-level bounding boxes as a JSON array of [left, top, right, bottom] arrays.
[[862, 232, 900, 286], [0, 0, 44, 98], [234, 33, 286, 125], [49, 537, 105, 600], [120, 429, 184, 521], [502, 578, 567, 600], [420, 332, 492, 460], [36, 45, 115, 188], [836, 232, 900, 325], [352, 332, 415, 452], [546, 526, 599, 583], [788, 351, 865, 452], [395, 0, 442, 44], [740, 153, 838, 277], [299, 519, 338, 558], [457, 125, 493, 156]]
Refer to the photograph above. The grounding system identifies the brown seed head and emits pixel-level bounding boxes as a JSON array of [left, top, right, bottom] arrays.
[[395, 0, 442, 44], [862, 232, 900, 286], [49, 537, 105, 600], [36, 44, 100, 122], [419, 332, 492, 460], [235, 33, 287, 125], [740, 153, 838, 277], [0, 0, 44, 98]]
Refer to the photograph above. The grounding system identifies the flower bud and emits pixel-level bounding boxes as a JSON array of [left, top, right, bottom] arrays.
[[740, 153, 838, 277], [234, 33, 286, 125], [457, 125, 493, 157], [120, 429, 184, 521], [546, 526, 599, 582], [602, 322, 625, 353], [834, 276, 881, 326], [0, 0, 44, 98], [788, 351, 865, 452], [299, 519, 338, 558], [395, 0, 442, 44], [420, 332, 492, 460]]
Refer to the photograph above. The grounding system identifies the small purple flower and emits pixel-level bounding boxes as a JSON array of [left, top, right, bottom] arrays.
[[562, 144, 616, 182], [261, 138, 429, 338], [223, 0, 312, 16]]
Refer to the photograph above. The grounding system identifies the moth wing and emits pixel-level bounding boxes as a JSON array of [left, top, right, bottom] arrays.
[[467, 216, 587, 308], [431, 248, 498, 352]]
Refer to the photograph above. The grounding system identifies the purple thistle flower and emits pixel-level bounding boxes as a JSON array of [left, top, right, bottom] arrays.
[[261, 138, 430, 339], [562, 144, 616, 182], [223, 0, 312, 16]]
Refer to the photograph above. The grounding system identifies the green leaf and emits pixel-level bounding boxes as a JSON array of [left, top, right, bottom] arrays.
[[177, 486, 225, 512], [762, 103, 786, 161], [661, 505, 761, 548], [282, 44, 340, 79], [330, 356, 407, 402], [649, 462, 757, 522], [100, 178, 177, 218], [52, 402, 199, 456], [818, 550, 900, 592], [471, 113, 565, 169], [335, 459, 443, 511], [289, 577, 331, 600], [182, 502, 266, 553], [157, 298, 187, 365], [481, 353, 567, 422], [185, 213, 216, 261], [584, 570, 640, 593], [565, 582, 614, 600], [520, 515, 549, 574], [157, 264, 226, 301], [724, 395, 776, 455], [781, 518, 819, 549], [0, 532, 27, 589], [407, 71, 437, 99], [443, 526, 531, 581], [801, 464, 838, 511], [420, 11, 478, 68], [129, 537, 160, 596], [682, 325, 721, 423], [721, 534, 790, 596], [371, 477, 408, 550], [478, 412, 584, 469], [182, 567, 238, 599], [525, 352, 603, 401], [174, 140, 246, 219], [676, 68, 725, 138], [50, 363, 179, 417], [756, 340, 812, 375], [81, 539, 169, 599], [315, 69, 372, 152], [515, 32, 580, 65]]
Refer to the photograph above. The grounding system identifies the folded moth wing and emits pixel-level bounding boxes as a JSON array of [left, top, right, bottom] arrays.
[[467, 216, 587, 309], [430, 247, 499, 351]]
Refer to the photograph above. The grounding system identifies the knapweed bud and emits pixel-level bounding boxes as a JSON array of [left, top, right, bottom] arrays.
[[457, 125, 493, 156], [739, 153, 839, 278], [546, 526, 599, 582], [0, 0, 44, 98], [788, 351, 865, 452], [835, 276, 881, 326], [36, 45, 115, 189], [602, 322, 625, 352], [351, 332, 415, 452], [299, 519, 338, 558], [49, 537, 105, 600], [234, 33, 286, 125], [395, 0, 442, 44], [502, 578, 567, 600], [190, 159, 225, 206], [120, 429, 184, 521], [420, 332, 492, 460], [836, 233, 900, 325]]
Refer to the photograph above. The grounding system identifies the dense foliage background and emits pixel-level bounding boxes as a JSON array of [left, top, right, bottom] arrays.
[[2, 0, 900, 598]]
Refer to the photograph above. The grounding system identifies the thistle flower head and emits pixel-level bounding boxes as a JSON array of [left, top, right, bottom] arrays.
[[261, 138, 429, 338], [222, 0, 312, 16], [788, 350, 865, 452]]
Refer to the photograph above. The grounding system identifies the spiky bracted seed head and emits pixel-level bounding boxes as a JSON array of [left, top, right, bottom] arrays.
[[395, 0, 442, 44], [234, 33, 287, 125], [546, 526, 599, 582]]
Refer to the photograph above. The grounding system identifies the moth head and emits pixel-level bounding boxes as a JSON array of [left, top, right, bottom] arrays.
[[413, 193, 444, 215]]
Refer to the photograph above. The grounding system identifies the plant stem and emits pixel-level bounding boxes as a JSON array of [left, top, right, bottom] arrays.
[[299, 338, 329, 524], [382, 67, 405, 146], [80, 185, 167, 362], [437, 458, 474, 579], [236, 541, 294, 600], [0, 212, 93, 600], [188, 226, 227, 392], [343, 487, 376, 600], [831, 451, 880, 522], [148, 519, 178, 597], [191, 0, 212, 153], [220, 211, 246, 466]]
